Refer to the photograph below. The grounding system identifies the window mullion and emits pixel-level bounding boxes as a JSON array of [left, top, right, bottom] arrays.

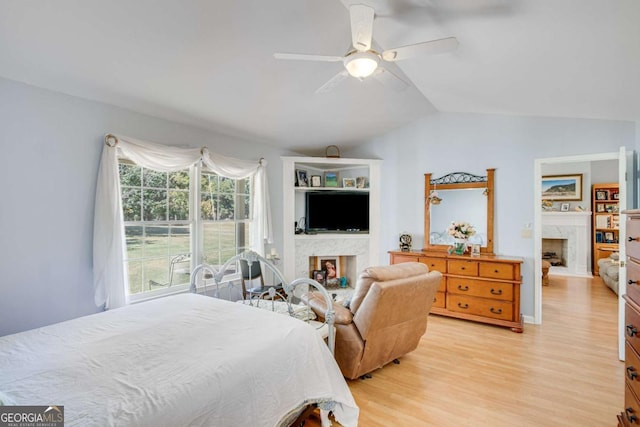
[[192, 162, 202, 267]]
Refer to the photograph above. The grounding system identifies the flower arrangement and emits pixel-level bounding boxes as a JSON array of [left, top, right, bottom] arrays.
[[447, 221, 476, 240]]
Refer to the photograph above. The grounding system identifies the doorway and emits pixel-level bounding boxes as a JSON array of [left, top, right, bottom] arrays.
[[533, 148, 633, 360]]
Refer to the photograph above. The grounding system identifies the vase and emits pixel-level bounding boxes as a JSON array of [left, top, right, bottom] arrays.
[[453, 239, 467, 255]]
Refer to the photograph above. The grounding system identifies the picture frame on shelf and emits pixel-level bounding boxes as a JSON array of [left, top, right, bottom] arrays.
[[595, 189, 609, 200], [596, 204, 606, 213], [310, 175, 322, 187], [324, 171, 339, 187], [316, 256, 341, 281], [560, 203, 570, 212], [343, 178, 356, 188], [312, 269, 326, 286], [356, 176, 367, 189], [541, 174, 582, 201], [613, 191, 620, 200], [604, 231, 615, 243], [295, 169, 308, 187]]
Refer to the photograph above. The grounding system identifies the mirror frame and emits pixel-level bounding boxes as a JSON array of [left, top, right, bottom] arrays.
[[423, 169, 495, 255]]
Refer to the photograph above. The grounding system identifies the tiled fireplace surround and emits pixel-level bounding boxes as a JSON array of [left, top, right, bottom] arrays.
[[541, 212, 591, 277]]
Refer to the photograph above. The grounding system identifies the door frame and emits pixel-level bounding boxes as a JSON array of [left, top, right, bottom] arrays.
[[534, 151, 621, 320], [534, 149, 633, 360]]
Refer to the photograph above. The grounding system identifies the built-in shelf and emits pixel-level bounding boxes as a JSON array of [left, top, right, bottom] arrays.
[[282, 156, 381, 284]]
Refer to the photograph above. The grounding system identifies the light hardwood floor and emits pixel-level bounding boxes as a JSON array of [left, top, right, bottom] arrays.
[[314, 274, 624, 426]]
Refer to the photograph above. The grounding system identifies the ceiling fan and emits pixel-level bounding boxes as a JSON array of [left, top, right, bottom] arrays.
[[273, 3, 459, 93]]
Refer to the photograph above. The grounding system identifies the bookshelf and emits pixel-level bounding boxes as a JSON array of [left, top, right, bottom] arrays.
[[592, 183, 619, 275]]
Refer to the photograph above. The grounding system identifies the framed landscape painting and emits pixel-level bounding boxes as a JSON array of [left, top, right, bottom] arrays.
[[541, 174, 583, 201]]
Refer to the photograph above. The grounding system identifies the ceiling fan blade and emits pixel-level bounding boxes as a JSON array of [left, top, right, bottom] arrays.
[[350, 4, 375, 52], [316, 70, 349, 94], [273, 53, 343, 62], [382, 37, 458, 62], [372, 67, 409, 92]]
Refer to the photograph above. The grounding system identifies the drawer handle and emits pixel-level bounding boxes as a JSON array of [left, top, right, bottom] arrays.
[[626, 407, 638, 423], [627, 366, 638, 380], [460, 267, 466, 270], [627, 324, 638, 337], [490, 307, 502, 314], [433, 297, 437, 302], [490, 288, 503, 295], [457, 285, 469, 291], [630, 280, 638, 285], [630, 236, 639, 242], [457, 303, 469, 309], [494, 269, 499, 273]]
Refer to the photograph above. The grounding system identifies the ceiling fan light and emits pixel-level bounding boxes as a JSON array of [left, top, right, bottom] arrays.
[[344, 51, 379, 78]]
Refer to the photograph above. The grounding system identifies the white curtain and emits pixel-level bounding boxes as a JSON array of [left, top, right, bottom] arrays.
[[93, 134, 272, 309]]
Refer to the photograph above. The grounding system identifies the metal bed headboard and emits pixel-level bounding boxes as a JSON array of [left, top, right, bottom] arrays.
[[190, 250, 336, 354]]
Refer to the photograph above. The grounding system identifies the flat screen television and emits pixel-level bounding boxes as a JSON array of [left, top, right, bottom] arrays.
[[305, 191, 369, 233]]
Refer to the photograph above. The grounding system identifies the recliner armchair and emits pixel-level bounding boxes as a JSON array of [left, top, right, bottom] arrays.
[[304, 262, 442, 380]]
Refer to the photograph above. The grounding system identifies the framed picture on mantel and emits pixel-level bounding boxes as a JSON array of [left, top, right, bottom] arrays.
[[541, 174, 582, 201]]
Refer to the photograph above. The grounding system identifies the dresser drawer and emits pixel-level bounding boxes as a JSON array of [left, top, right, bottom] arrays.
[[479, 262, 516, 280], [432, 291, 446, 309], [624, 381, 640, 425], [626, 341, 640, 401], [447, 277, 513, 301], [448, 259, 479, 276], [446, 294, 513, 321], [628, 260, 640, 305], [628, 216, 640, 262], [626, 302, 640, 355], [391, 253, 419, 264], [420, 257, 447, 273]]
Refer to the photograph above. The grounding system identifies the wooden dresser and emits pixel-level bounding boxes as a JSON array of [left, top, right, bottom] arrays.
[[619, 209, 640, 425], [389, 250, 524, 332]]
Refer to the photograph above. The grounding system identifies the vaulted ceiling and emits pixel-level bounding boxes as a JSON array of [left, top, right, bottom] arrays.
[[1, 0, 638, 152]]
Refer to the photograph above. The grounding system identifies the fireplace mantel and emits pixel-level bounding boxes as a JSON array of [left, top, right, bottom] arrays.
[[542, 211, 592, 277]]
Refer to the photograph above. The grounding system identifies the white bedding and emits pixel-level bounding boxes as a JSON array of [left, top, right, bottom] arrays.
[[0, 293, 358, 426]]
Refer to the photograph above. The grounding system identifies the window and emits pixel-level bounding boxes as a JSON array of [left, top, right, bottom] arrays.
[[200, 170, 251, 268], [118, 161, 251, 298]]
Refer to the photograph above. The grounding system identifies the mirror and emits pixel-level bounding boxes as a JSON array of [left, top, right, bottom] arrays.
[[423, 169, 495, 254]]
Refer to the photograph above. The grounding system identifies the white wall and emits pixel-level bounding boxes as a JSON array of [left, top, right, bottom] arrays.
[[345, 112, 636, 319], [0, 78, 293, 336]]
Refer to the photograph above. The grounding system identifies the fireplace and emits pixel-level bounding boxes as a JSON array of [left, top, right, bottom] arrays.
[[542, 238, 568, 267], [541, 212, 591, 277]]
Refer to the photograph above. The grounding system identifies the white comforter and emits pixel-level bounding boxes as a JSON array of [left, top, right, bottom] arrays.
[[0, 293, 358, 426]]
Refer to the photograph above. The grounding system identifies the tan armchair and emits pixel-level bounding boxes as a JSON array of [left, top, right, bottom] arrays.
[[305, 262, 442, 380]]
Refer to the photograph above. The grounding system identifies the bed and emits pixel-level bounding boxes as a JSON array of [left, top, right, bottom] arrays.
[[0, 293, 358, 426]]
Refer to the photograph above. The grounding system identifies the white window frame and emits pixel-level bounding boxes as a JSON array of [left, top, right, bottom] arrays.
[[119, 160, 250, 302]]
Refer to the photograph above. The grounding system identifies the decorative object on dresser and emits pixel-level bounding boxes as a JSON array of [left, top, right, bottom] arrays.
[[593, 183, 619, 276], [619, 209, 640, 425], [390, 251, 524, 332], [399, 232, 412, 252]]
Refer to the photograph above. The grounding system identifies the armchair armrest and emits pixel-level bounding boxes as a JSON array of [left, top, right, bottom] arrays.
[[302, 292, 354, 325]]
